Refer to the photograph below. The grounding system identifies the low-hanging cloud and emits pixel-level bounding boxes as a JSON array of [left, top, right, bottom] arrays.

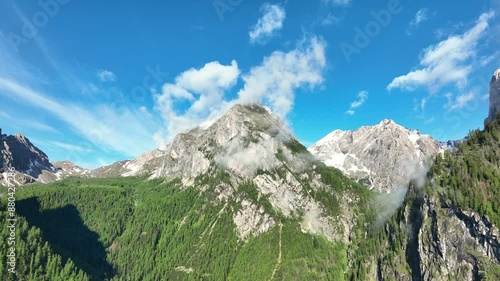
[[374, 157, 431, 227], [215, 136, 280, 177]]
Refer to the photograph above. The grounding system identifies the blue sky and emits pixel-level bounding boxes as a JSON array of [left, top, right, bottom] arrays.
[[0, 0, 499, 168]]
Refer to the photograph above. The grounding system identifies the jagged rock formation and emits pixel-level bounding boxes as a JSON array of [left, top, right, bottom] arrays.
[[485, 69, 500, 124], [353, 111, 500, 280], [309, 120, 442, 192], [95, 104, 367, 242], [107, 104, 295, 180], [51, 161, 90, 179], [372, 186, 500, 281], [0, 129, 55, 185], [0, 129, 88, 186], [439, 139, 463, 151], [418, 197, 500, 280]]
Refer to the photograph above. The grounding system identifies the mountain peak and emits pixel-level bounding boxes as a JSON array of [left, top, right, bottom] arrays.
[[486, 69, 500, 124], [14, 133, 27, 142], [379, 119, 397, 126], [309, 120, 441, 192], [114, 102, 299, 181]]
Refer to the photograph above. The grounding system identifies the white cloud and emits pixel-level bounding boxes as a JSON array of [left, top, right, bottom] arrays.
[[322, 0, 351, 6], [154, 60, 240, 138], [249, 3, 286, 44], [238, 37, 327, 119], [480, 51, 500, 66], [424, 117, 435, 124], [215, 137, 279, 177], [0, 77, 157, 158], [345, 91, 368, 115], [445, 92, 476, 110], [410, 9, 429, 27], [321, 13, 342, 26], [406, 9, 430, 35], [97, 70, 116, 82], [154, 37, 327, 142], [0, 111, 60, 133], [388, 11, 495, 92], [49, 141, 93, 153], [420, 98, 427, 111]]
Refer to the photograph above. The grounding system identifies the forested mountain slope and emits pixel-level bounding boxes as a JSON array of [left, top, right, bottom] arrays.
[[1, 104, 499, 280], [1, 104, 374, 280], [349, 115, 500, 281]]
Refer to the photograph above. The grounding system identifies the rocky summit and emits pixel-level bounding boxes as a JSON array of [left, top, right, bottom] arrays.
[[95, 103, 367, 242], [0, 128, 88, 186], [309, 119, 442, 192], [485, 69, 500, 124]]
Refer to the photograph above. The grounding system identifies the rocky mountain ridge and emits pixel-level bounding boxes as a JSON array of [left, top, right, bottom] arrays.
[[0, 129, 89, 186], [309, 119, 442, 192], [110, 103, 366, 241]]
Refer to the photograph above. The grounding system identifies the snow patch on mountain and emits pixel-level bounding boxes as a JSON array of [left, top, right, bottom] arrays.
[[309, 120, 442, 192]]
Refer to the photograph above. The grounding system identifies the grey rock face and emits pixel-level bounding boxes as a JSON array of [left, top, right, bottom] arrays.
[[0, 131, 54, 185], [117, 104, 296, 181], [309, 120, 442, 192], [373, 186, 500, 281], [105, 103, 360, 242], [486, 69, 500, 124], [418, 196, 500, 280], [0, 129, 88, 186]]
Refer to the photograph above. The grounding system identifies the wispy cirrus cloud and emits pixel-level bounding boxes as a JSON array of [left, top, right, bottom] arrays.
[[406, 8, 430, 35], [0, 77, 157, 157], [322, 0, 351, 7], [388, 11, 495, 93], [49, 141, 93, 153], [445, 92, 476, 111], [0, 110, 59, 134], [97, 70, 116, 82], [346, 91, 368, 115], [249, 3, 286, 44], [321, 13, 342, 26]]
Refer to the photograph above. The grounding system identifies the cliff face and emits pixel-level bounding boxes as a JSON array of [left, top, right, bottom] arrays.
[[0, 129, 89, 186], [485, 69, 500, 124], [93, 103, 368, 243], [309, 120, 442, 193], [0, 131, 55, 185], [365, 186, 500, 281], [418, 196, 500, 280]]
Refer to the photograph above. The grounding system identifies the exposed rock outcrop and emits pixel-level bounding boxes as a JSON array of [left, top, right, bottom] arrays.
[[0, 129, 89, 186], [309, 120, 442, 192], [375, 187, 500, 281], [98, 103, 363, 242], [485, 69, 500, 124]]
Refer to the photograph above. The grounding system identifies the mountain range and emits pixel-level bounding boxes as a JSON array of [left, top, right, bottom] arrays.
[[0, 70, 499, 280]]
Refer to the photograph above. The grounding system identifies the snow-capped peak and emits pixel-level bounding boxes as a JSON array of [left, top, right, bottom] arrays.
[[309, 119, 442, 192], [494, 69, 500, 80]]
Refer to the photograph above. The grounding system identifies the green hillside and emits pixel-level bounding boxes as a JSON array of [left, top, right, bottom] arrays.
[[1, 162, 372, 280]]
